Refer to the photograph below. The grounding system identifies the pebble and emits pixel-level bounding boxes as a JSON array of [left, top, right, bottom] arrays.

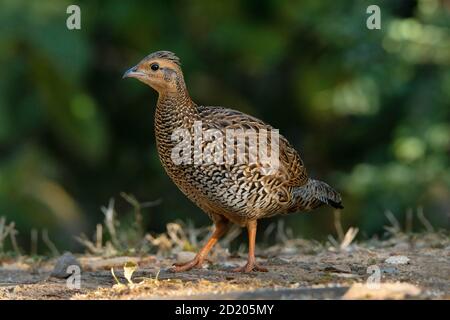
[[281, 247, 298, 255], [331, 273, 359, 278], [385, 255, 410, 265], [51, 252, 81, 279], [219, 262, 239, 268], [324, 264, 352, 273], [175, 251, 196, 264], [381, 267, 398, 274]]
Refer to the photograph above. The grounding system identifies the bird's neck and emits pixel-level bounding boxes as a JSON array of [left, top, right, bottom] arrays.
[[155, 88, 199, 146], [154, 88, 198, 171]]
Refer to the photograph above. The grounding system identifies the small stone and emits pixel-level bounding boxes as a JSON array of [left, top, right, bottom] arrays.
[[385, 255, 410, 265], [331, 273, 359, 278], [335, 264, 352, 273], [381, 267, 399, 274], [281, 246, 298, 255], [324, 264, 352, 273], [175, 251, 196, 264], [219, 262, 239, 269], [51, 252, 81, 279], [268, 257, 290, 265]]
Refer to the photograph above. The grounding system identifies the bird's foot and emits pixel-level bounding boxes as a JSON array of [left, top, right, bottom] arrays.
[[170, 256, 204, 272], [232, 261, 268, 273]]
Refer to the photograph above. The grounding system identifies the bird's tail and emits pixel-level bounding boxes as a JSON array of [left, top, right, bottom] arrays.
[[293, 179, 343, 211]]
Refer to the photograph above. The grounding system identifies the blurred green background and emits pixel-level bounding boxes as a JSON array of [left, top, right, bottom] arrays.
[[0, 0, 449, 252]]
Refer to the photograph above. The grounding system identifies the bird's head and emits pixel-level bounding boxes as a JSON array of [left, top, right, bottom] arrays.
[[122, 51, 185, 94]]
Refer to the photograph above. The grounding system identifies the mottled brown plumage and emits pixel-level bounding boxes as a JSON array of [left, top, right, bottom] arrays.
[[123, 51, 343, 272]]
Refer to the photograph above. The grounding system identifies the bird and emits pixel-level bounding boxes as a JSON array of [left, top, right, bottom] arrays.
[[123, 51, 343, 273]]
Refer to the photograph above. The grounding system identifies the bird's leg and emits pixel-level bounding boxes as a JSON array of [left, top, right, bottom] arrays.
[[171, 219, 229, 272], [233, 220, 268, 273]]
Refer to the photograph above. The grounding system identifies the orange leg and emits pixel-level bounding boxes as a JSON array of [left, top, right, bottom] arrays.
[[233, 220, 268, 273], [171, 219, 229, 272]]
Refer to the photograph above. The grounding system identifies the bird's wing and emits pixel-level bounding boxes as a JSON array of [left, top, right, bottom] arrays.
[[197, 106, 308, 187]]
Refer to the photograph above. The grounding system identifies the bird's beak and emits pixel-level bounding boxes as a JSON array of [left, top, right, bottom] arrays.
[[122, 65, 146, 79]]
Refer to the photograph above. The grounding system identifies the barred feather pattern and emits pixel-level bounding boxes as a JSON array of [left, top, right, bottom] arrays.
[[155, 99, 342, 225]]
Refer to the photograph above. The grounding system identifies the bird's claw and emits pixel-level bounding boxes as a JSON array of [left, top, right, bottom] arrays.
[[170, 256, 204, 272], [232, 262, 268, 273]]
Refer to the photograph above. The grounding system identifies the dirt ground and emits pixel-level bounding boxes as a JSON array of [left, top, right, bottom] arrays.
[[0, 231, 448, 300]]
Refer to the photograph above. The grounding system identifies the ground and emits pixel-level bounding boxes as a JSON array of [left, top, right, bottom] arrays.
[[0, 231, 448, 300]]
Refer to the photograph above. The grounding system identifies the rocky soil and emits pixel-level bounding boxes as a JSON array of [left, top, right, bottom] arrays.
[[0, 232, 448, 300]]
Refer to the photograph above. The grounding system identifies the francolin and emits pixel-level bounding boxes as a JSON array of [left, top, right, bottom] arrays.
[[123, 51, 343, 272]]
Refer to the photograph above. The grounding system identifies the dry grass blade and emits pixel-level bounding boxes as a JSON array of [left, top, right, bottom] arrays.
[[9, 224, 21, 256], [42, 229, 59, 256], [384, 210, 401, 235], [0, 217, 21, 255], [101, 198, 120, 248], [334, 211, 345, 242], [340, 227, 359, 250], [327, 235, 340, 248], [96, 224, 103, 251], [75, 233, 103, 255], [145, 233, 173, 255], [166, 222, 189, 249], [110, 267, 124, 288], [327, 212, 359, 251], [274, 219, 294, 244], [120, 192, 143, 238], [140, 199, 162, 208], [120, 192, 162, 239], [417, 207, 434, 233]]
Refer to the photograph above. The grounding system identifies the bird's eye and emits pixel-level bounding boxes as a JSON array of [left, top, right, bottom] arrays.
[[150, 63, 159, 71]]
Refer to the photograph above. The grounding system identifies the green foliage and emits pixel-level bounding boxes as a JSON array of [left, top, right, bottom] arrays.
[[0, 0, 448, 250]]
